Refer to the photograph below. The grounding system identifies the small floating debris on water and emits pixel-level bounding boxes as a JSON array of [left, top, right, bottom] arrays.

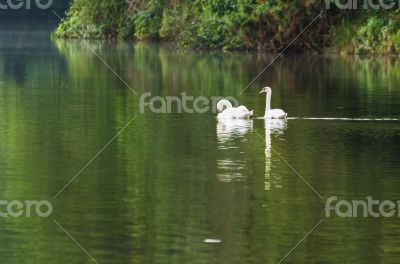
[[204, 239, 222, 243]]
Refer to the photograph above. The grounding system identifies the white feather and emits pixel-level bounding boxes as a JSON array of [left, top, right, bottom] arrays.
[[216, 99, 253, 120]]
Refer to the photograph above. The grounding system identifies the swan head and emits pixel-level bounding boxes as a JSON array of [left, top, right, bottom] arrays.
[[216, 99, 233, 113], [259, 87, 272, 94]]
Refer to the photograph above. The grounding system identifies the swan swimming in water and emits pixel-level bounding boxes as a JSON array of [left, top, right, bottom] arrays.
[[217, 99, 253, 120], [259, 87, 287, 119]]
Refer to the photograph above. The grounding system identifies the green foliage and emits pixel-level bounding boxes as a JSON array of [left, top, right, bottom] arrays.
[[53, 0, 400, 53], [177, 14, 245, 49], [159, 9, 178, 39], [53, 0, 133, 39], [134, 0, 165, 40], [332, 12, 400, 54]]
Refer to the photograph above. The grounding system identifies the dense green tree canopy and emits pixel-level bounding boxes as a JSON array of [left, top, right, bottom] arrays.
[[53, 0, 400, 53]]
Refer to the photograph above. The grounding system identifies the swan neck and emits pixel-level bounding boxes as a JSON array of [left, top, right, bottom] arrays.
[[265, 90, 271, 115]]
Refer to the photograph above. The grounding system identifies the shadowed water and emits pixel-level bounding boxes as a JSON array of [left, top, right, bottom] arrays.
[[0, 21, 400, 264]]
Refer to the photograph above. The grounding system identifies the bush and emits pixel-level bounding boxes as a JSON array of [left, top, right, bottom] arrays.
[[53, 0, 400, 53], [134, 0, 165, 40]]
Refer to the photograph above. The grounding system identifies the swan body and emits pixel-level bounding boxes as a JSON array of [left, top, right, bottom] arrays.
[[260, 87, 287, 119], [218, 107, 253, 120], [217, 99, 253, 120], [264, 109, 287, 119]]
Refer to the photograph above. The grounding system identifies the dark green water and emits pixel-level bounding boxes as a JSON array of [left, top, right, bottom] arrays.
[[0, 22, 400, 264]]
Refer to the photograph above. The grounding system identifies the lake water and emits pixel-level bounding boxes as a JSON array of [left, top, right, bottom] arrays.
[[0, 21, 400, 264]]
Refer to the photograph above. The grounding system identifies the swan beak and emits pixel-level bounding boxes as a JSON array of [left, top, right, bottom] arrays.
[[259, 90, 264, 93]]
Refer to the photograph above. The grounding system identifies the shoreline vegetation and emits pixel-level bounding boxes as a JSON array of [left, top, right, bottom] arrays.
[[52, 0, 400, 54]]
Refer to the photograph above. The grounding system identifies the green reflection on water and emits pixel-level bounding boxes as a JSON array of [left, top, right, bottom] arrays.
[[0, 25, 399, 263]]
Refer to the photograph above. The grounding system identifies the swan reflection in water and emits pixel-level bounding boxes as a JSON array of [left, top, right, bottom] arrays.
[[216, 119, 253, 182], [264, 119, 287, 190]]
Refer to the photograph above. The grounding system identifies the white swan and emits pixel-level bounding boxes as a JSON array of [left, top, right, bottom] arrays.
[[259, 87, 287, 119], [217, 99, 253, 120]]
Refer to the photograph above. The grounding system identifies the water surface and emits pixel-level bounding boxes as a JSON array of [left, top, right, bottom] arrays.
[[0, 21, 400, 264]]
